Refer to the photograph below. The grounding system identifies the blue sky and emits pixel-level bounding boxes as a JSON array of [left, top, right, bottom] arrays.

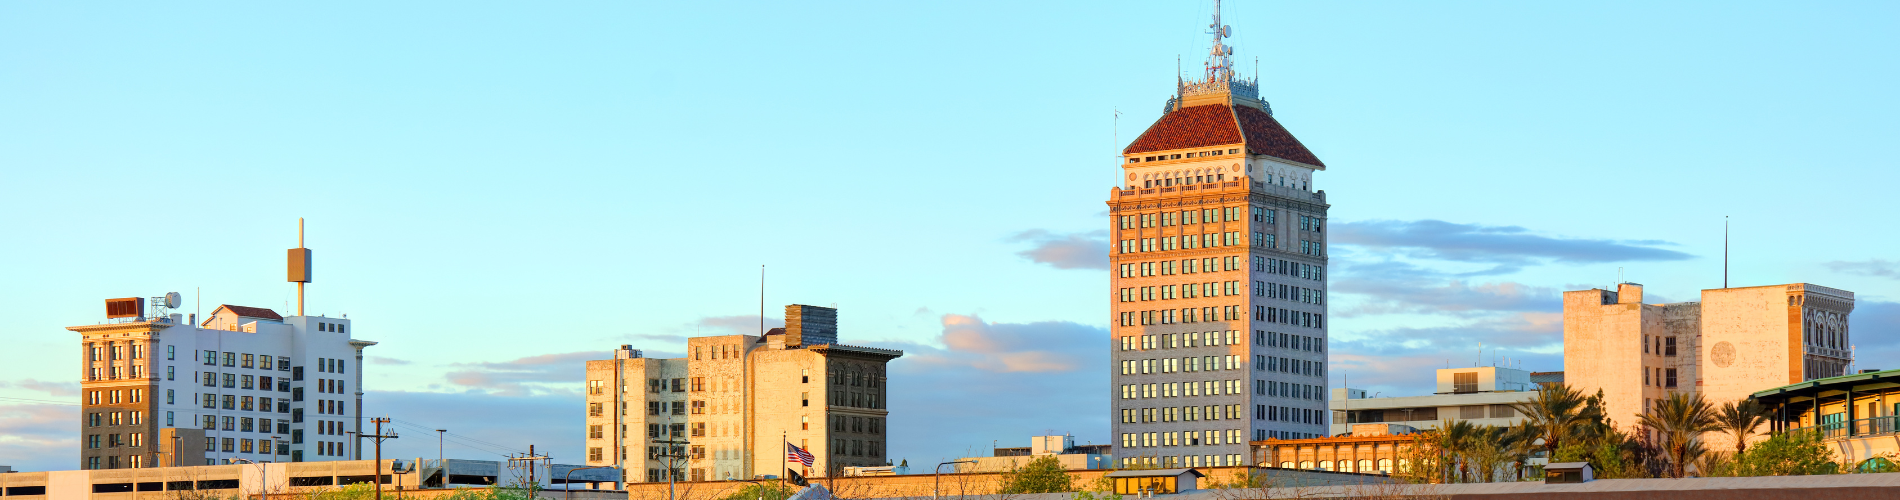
[[3, 0, 1898, 472]]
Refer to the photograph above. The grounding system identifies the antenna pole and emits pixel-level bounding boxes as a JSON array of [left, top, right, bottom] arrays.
[[752, 264, 760, 338], [1724, 216, 1729, 288], [298, 218, 305, 316]]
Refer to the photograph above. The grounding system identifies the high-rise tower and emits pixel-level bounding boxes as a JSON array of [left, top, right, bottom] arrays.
[[1108, 1, 1331, 468]]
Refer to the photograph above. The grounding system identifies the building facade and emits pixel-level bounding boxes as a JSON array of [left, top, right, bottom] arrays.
[[68, 303, 374, 469], [583, 304, 902, 484], [1330, 367, 1539, 437], [1750, 367, 1900, 465], [1563, 282, 1855, 450], [1109, 4, 1331, 470]]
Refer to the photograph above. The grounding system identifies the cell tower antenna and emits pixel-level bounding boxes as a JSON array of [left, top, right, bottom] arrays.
[[1724, 216, 1730, 288], [1204, 0, 1234, 81], [288, 218, 313, 317]]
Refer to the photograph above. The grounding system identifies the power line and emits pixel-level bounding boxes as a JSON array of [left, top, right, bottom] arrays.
[[387, 422, 514, 457], [392, 419, 523, 453], [385, 419, 525, 457]]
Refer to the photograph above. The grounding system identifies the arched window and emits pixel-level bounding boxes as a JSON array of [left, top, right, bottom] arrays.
[[1280, 461, 1294, 469], [1299, 461, 1313, 469], [1319, 460, 1333, 471], [1359, 460, 1373, 473], [1379, 459, 1393, 473]]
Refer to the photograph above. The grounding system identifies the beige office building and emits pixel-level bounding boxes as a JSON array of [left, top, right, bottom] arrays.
[[1563, 282, 1855, 450], [583, 305, 902, 484]]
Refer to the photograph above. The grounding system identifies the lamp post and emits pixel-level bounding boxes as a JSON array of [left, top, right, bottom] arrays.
[[565, 465, 619, 500], [231, 458, 266, 500], [934, 460, 975, 500]]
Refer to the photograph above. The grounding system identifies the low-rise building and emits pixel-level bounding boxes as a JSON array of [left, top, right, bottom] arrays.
[[1250, 423, 1416, 474], [954, 435, 1113, 473], [1750, 367, 1900, 465], [1329, 366, 1538, 437]]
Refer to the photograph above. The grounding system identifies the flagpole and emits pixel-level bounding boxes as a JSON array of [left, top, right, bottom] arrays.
[[781, 431, 787, 498]]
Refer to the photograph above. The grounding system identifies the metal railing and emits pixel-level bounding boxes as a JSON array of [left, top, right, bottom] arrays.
[[1787, 415, 1900, 440]]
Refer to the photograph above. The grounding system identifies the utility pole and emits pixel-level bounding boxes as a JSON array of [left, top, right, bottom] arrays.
[[507, 445, 551, 492], [363, 418, 399, 500], [655, 439, 691, 500]]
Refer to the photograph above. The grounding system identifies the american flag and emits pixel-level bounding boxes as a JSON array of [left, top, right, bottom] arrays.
[[786, 443, 815, 467]]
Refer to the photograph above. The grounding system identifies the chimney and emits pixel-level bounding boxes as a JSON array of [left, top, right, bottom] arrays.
[[1617, 283, 1644, 305], [784, 304, 838, 347]]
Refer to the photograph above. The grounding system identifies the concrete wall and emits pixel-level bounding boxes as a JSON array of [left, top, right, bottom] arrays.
[[1563, 289, 1660, 430], [623, 466, 1394, 500]]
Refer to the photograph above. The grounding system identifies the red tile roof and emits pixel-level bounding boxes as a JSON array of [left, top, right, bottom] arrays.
[[1123, 105, 1242, 155], [215, 304, 283, 321], [1233, 105, 1325, 168], [1123, 104, 1324, 168]]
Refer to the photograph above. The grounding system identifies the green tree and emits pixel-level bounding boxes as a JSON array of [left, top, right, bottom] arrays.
[[1508, 384, 1600, 459], [1715, 399, 1769, 455], [1501, 422, 1543, 481], [1727, 430, 1840, 477], [715, 484, 792, 500], [998, 455, 1074, 494], [1637, 392, 1721, 478]]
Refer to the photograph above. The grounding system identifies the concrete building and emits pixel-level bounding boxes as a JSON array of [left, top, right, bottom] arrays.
[[584, 304, 903, 484], [1108, 3, 1332, 470], [65, 231, 376, 469], [952, 435, 1113, 473], [1563, 282, 1856, 450], [1329, 367, 1539, 437]]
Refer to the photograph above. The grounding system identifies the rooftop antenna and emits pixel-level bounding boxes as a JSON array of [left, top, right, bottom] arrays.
[[1205, 0, 1233, 82], [1724, 216, 1730, 288], [752, 264, 760, 338], [288, 218, 313, 317]]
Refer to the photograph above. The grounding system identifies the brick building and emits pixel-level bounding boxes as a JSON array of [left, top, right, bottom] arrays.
[[583, 304, 902, 485], [1108, 3, 1333, 469]]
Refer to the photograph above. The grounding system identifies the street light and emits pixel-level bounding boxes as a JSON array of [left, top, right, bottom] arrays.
[[231, 458, 266, 500], [565, 466, 620, 500], [935, 460, 976, 500]]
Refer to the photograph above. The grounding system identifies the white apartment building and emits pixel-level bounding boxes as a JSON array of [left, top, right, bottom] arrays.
[[68, 303, 375, 468]]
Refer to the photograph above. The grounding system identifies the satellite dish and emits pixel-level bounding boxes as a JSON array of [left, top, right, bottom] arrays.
[[1223, 26, 1231, 37], [164, 292, 182, 308], [1225, 46, 1234, 55]]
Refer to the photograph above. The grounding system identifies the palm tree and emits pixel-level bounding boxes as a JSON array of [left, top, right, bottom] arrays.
[[1508, 384, 1598, 457], [1637, 392, 1722, 478], [1715, 400, 1768, 455], [1437, 420, 1478, 483], [1501, 422, 1542, 481]]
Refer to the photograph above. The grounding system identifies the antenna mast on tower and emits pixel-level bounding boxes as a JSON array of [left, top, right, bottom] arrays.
[[288, 218, 313, 316], [1206, 0, 1234, 82]]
